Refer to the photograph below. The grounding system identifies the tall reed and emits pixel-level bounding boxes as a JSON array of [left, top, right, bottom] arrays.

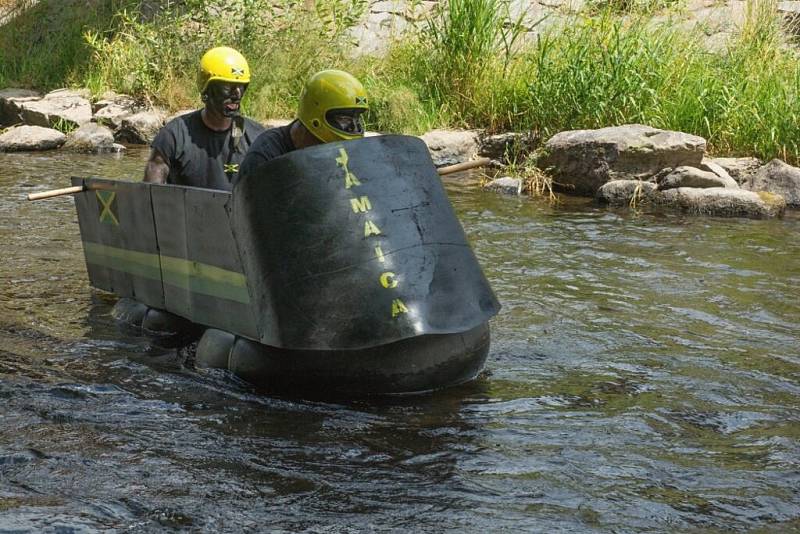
[[379, 0, 800, 162], [409, 0, 526, 126]]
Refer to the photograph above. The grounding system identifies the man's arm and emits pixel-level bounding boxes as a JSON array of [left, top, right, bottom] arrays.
[[143, 149, 170, 184]]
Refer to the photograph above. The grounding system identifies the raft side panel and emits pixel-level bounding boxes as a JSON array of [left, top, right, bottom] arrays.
[[72, 177, 164, 308], [231, 134, 500, 350], [150, 185, 259, 338]]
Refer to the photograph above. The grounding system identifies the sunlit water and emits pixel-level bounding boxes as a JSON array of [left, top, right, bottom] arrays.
[[1, 148, 799, 532]]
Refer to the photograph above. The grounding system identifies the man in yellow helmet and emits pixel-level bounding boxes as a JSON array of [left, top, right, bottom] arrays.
[[144, 46, 265, 190], [237, 69, 368, 180]]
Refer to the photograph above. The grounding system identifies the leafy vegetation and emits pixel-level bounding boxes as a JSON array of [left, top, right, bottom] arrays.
[[0, 0, 798, 163]]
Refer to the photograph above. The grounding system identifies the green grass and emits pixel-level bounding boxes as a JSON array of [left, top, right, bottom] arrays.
[[0, 0, 138, 89], [373, 0, 800, 163], [1, 0, 799, 164]]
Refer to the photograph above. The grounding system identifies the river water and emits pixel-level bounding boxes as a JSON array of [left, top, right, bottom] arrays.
[[1, 148, 799, 532]]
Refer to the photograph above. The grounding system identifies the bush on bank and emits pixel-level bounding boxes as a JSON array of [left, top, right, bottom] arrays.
[[0, 0, 798, 163]]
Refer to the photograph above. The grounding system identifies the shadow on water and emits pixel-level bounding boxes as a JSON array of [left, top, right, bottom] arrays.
[[1, 151, 799, 531]]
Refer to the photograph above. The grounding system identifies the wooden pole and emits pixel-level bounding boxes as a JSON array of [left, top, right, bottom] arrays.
[[27, 185, 86, 201], [437, 158, 491, 176], [27, 157, 492, 200]]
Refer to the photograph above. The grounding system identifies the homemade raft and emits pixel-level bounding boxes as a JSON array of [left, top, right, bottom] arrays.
[[73, 135, 500, 395]]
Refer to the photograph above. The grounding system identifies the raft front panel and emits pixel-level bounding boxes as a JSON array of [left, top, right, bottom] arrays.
[[231, 134, 500, 350]]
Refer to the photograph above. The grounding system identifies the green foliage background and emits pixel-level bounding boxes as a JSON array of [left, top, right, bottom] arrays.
[[0, 0, 799, 162]]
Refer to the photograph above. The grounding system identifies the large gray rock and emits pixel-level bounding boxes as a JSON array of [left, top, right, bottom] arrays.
[[115, 109, 166, 145], [92, 92, 142, 130], [654, 187, 785, 218], [14, 89, 92, 129], [708, 156, 762, 184], [540, 124, 707, 195], [699, 158, 736, 184], [420, 129, 480, 167], [656, 165, 738, 190], [0, 125, 66, 151], [0, 88, 42, 126], [63, 123, 124, 153], [596, 180, 658, 205], [742, 159, 800, 207]]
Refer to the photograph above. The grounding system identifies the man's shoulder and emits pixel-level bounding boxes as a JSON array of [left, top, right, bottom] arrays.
[[160, 109, 201, 134], [166, 109, 200, 125], [240, 122, 295, 174], [253, 122, 292, 147]]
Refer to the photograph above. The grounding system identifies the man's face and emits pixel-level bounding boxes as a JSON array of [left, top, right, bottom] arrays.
[[204, 82, 248, 118], [326, 109, 365, 136]]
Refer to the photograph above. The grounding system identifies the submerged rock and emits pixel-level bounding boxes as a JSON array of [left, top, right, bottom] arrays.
[[654, 187, 785, 218], [483, 176, 523, 195], [596, 180, 658, 205]]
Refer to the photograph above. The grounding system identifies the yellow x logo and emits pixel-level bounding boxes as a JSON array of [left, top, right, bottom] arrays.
[[224, 163, 239, 174], [96, 191, 119, 226]]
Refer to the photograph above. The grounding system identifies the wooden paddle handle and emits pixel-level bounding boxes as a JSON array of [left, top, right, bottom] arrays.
[[27, 185, 86, 201], [26, 158, 491, 200], [437, 158, 490, 176]]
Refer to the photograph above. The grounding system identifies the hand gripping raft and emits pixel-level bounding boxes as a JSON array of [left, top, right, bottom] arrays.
[[71, 135, 500, 395]]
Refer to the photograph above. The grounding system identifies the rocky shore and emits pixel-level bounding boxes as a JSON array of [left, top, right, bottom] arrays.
[[1, 87, 798, 219]]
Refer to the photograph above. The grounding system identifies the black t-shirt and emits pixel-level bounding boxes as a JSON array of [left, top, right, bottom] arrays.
[[236, 122, 296, 186], [151, 110, 265, 190]]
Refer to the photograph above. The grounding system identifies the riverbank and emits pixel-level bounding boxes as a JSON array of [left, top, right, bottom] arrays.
[[2, 86, 799, 218], [1, 0, 799, 165]]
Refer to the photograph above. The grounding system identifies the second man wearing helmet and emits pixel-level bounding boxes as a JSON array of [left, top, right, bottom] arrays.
[[237, 69, 368, 182]]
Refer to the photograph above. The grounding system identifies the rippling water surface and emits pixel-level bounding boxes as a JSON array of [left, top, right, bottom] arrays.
[[1, 149, 799, 532]]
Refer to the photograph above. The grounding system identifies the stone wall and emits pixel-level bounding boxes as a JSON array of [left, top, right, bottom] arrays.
[[348, 0, 766, 56]]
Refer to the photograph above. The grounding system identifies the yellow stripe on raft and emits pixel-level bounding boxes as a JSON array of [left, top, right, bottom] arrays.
[[82, 241, 250, 304], [159, 256, 247, 287]]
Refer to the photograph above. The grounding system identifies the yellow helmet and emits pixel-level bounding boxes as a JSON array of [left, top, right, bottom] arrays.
[[297, 70, 369, 143], [198, 46, 251, 94]]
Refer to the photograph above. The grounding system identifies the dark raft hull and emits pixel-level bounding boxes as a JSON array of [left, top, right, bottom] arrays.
[[73, 135, 500, 395], [196, 323, 490, 396]]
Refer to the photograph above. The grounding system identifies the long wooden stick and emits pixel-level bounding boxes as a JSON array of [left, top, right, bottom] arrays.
[[27, 185, 86, 201], [27, 158, 491, 200], [437, 157, 490, 176]]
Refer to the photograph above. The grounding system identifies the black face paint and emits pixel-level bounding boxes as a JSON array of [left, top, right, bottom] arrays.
[[204, 82, 248, 118]]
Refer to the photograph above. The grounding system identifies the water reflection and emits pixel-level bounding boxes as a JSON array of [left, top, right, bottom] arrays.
[[1, 149, 799, 531]]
